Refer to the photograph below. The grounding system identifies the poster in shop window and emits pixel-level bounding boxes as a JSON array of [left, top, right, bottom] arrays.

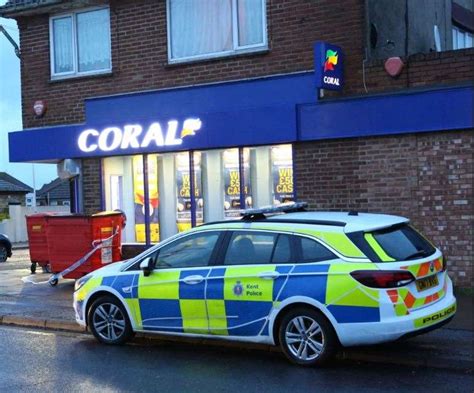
[[132, 155, 160, 242], [223, 149, 252, 219], [271, 145, 294, 205], [176, 152, 203, 232]]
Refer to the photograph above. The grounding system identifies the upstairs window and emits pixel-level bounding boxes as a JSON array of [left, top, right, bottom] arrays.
[[452, 26, 473, 49], [167, 0, 267, 63], [50, 7, 111, 79]]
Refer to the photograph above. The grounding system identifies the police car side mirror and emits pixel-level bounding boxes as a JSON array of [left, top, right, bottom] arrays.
[[140, 257, 153, 277]]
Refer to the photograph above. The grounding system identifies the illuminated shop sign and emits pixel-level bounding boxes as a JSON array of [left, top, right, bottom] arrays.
[[314, 42, 344, 91], [77, 118, 202, 153]]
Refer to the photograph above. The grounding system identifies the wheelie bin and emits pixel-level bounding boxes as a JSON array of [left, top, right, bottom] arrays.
[[26, 213, 58, 274], [46, 211, 124, 285]]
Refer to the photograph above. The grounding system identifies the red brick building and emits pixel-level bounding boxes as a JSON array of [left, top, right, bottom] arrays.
[[2, 0, 473, 286]]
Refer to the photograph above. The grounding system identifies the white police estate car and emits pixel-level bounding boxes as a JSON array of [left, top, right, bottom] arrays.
[[74, 203, 456, 366]]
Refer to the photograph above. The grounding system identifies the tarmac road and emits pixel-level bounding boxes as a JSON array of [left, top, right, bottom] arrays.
[[0, 248, 75, 323], [1, 247, 473, 373], [0, 325, 472, 393]]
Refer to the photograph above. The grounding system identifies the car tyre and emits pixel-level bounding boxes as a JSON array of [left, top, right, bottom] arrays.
[[278, 306, 338, 367], [88, 295, 133, 345], [0, 245, 7, 262]]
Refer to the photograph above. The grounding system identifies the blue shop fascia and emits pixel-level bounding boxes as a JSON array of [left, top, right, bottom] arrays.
[[9, 43, 473, 245]]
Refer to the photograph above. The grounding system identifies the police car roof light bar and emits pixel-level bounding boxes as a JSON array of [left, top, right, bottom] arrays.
[[240, 202, 308, 221]]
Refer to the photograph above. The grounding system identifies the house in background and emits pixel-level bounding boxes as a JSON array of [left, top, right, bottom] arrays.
[[36, 177, 71, 207], [0, 172, 33, 219], [1, 0, 472, 287]]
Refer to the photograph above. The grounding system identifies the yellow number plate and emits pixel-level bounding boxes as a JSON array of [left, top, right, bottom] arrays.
[[416, 274, 439, 292]]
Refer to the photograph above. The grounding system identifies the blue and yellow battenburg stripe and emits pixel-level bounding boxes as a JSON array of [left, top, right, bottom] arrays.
[[76, 260, 385, 337]]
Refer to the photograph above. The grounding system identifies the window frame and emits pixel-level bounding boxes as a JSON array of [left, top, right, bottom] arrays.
[[49, 6, 112, 80], [452, 26, 473, 50], [166, 0, 268, 64]]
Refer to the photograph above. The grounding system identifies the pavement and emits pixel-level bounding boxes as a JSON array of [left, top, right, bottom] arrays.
[[0, 248, 472, 371]]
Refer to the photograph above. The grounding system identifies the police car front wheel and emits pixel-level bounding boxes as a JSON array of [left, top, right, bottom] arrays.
[[88, 296, 133, 345], [279, 307, 337, 366]]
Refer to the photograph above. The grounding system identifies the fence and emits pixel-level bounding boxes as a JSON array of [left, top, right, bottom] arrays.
[[0, 205, 70, 243]]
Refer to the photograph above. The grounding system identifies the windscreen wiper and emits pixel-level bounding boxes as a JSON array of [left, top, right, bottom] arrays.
[[404, 250, 428, 260]]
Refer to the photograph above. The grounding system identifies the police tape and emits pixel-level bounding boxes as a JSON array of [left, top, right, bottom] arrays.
[[22, 228, 119, 286]]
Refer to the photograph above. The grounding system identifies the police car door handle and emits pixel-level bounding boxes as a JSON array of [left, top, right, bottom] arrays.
[[258, 271, 280, 280], [182, 275, 204, 285]]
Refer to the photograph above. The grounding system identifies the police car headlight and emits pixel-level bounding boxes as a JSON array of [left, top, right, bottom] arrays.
[[75, 275, 92, 292]]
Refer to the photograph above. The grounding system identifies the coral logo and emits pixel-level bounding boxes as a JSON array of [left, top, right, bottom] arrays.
[[324, 49, 338, 72], [77, 118, 202, 153], [315, 42, 344, 90]]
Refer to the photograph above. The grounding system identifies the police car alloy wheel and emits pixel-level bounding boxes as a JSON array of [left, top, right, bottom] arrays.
[[88, 296, 133, 345], [279, 307, 338, 366]]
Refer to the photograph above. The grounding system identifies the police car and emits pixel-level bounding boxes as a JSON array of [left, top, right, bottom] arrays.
[[73, 203, 456, 366]]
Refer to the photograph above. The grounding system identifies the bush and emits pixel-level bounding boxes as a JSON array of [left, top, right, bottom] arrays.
[[0, 209, 9, 222]]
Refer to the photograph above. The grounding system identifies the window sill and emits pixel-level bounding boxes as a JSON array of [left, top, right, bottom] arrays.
[[49, 70, 114, 84], [165, 47, 270, 68]]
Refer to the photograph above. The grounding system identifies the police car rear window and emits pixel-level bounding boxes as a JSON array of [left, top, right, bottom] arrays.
[[372, 224, 436, 261]]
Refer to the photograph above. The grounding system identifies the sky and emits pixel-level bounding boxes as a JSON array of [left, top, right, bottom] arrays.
[[0, 0, 56, 189]]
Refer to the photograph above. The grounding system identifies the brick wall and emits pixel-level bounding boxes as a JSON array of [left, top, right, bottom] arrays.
[[17, 0, 366, 129], [81, 158, 101, 215], [294, 130, 473, 287], [15, 0, 472, 128], [352, 49, 474, 95]]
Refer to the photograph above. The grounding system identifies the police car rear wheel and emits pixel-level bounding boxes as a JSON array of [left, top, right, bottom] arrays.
[[89, 296, 133, 345], [279, 307, 337, 366]]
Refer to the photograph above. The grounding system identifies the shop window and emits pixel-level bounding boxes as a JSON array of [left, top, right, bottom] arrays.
[[176, 152, 203, 232], [50, 7, 111, 79], [102, 144, 294, 244], [103, 155, 158, 244], [223, 148, 252, 219], [133, 155, 160, 243], [452, 26, 473, 49], [271, 145, 294, 205], [167, 0, 267, 63], [109, 175, 123, 211]]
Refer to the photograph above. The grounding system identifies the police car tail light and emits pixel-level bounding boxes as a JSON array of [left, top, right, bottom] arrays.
[[350, 270, 415, 288]]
